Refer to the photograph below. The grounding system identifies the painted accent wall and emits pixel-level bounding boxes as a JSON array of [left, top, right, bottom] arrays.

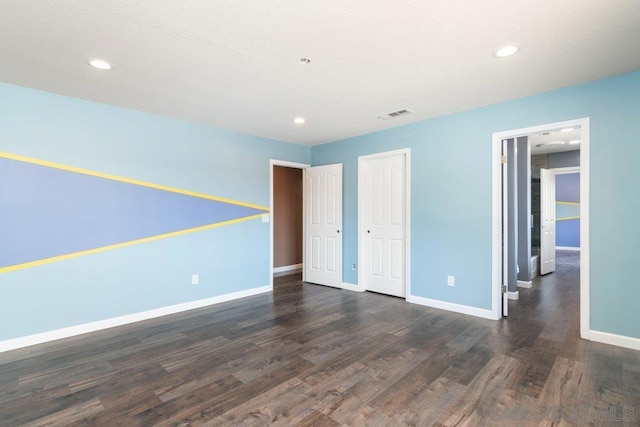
[[0, 83, 310, 341], [311, 70, 640, 339], [556, 173, 580, 248], [3, 71, 640, 345]]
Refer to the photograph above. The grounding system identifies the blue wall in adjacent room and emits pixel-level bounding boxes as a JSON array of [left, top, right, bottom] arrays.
[[556, 173, 580, 248], [0, 83, 310, 341], [311, 71, 640, 339]]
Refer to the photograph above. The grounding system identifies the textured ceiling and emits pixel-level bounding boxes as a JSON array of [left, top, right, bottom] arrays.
[[1, 1, 639, 146]]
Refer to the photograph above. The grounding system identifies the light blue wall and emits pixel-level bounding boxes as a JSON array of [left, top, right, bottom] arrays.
[[0, 83, 310, 341], [312, 71, 640, 339], [3, 70, 640, 343]]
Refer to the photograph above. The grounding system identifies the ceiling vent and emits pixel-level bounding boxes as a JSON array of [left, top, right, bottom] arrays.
[[377, 109, 413, 120]]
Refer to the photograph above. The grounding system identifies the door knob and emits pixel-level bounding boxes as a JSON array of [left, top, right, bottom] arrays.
[[367, 230, 370, 234], [337, 230, 340, 233]]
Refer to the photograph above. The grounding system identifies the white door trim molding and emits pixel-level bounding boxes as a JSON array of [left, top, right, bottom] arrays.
[[357, 148, 411, 295], [491, 118, 590, 336], [269, 159, 310, 290]]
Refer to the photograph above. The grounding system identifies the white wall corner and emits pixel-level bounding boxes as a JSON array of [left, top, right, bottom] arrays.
[[507, 291, 520, 300], [589, 330, 640, 351], [517, 280, 533, 289], [407, 294, 498, 320], [0, 285, 272, 354]]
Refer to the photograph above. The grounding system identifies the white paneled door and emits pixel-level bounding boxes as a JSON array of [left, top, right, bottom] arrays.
[[360, 152, 407, 297], [304, 164, 343, 288], [540, 168, 556, 275]]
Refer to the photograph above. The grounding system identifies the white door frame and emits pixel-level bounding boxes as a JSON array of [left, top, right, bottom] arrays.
[[357, 148, 411, 296], [269, 159, 310, 290], [491, 118, 590, 340]]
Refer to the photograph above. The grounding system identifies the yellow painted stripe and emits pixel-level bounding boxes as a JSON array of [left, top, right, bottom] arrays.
[[556, 201, 580, 205], [0, 151, 269, 211], [0, 214, 264, 274], [557, 216, 580, 221]]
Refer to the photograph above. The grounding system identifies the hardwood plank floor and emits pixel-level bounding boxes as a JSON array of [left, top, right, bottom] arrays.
[[1, 251, 638, 426]]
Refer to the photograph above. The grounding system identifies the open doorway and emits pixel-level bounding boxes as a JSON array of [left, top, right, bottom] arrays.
[[273, 166, 303, 276], [530, 129, 582, 280], [492, 118, 590, 340], [269, 160, 309, 289]]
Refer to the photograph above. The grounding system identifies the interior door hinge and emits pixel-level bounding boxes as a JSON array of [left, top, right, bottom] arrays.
[[501, 155, 507, 164], [501, 284, 507, 293]]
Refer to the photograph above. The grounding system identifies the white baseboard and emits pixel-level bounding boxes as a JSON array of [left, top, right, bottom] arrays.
[[407, 295, 497, 320], [517, 280, 532, 289], [0, 285, 272, 354], [507, 291, 519, 300], [273, 263, 302, 275], [342, 282, 363, 292], [556, 246, 580, 251], [588, 330, 640, 351]]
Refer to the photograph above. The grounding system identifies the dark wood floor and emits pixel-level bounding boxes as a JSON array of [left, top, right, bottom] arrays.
[[1, 251, 638, 426]]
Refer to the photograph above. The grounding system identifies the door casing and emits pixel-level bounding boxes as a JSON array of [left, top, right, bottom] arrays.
[[269, 159, 309, 290], [491, 118, 590, 340]]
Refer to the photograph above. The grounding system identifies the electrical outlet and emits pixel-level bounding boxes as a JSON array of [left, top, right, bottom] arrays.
[[447, 275, 455, 287], [192, 274, 199, 285], [352, 263, 357, 271]]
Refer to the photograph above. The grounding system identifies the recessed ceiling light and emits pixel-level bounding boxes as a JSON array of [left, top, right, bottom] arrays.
[[494, 45, 519, 58], [569, 140, 581, 145], [293, 117, 306, 125], [88, 59, 112, 70], [561, 127, 574, 132]]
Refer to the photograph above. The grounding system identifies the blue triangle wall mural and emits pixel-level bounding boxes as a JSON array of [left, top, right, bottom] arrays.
[[0, 152, 269, 273]]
